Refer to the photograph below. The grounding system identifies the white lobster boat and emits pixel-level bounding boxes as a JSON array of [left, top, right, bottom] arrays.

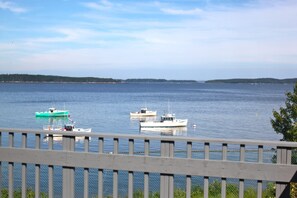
[[43, 123, 91, 133], [130, 107, 157, 117], [43, 123, 91, 141], [140, 113, 187, 128]]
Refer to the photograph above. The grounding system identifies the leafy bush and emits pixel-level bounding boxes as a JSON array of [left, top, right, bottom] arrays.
[[1, 188, 47, 198]]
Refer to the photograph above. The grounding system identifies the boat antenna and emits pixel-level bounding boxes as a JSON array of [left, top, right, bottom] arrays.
[[167, 100, 171, 113]]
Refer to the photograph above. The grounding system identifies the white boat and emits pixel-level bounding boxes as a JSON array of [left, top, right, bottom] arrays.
[[130, 107, 157, 117], [44, 123, 92, 133], [140, 113, 188, 128], [43, 123, 91, 141]]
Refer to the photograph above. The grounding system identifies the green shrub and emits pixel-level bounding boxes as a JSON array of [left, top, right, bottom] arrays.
[[1, 188, 47, 198]]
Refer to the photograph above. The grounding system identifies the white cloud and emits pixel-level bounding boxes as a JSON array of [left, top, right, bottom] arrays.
[[161, 8, 203, 15], [0, 1, 27, 13], [82, 2, 107, 10], [24, 28, 102, 45], [82, 0, 113, 10]]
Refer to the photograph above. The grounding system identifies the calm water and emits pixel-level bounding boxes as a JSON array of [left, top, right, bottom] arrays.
[[0, 82, 293, 140], [0, 82, 294, 196]]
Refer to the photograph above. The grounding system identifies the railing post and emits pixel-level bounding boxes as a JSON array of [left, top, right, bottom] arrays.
[[62, 135, 75, 198], [8, 132, 14, 198], [144, 139, 150, 198], [221, 143, 228, 198], [204, 142, 210, 198], [84, 136, 90, 198], [186, 141, 192, 198], [239, 144, 245, 198], [113, 138, 119, 198], [22, 133, 27, 198], [98, 137, 104, 198], [48, 134, 54, 198], [0, 131, 2, 198], [35, 134, 41, 198], [160, 140, 174, 198], [276, 147, 292, 198], [128, 139, 134, 198], [257, 145, 263, 198]]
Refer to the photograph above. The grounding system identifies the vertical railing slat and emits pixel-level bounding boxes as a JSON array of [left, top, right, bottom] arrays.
[[84, 137, 90, 198], [144, 139, 150, 198], [221, 143, 227, 198], [113, 138, 119, 198], [48, 134, 54, 198], [128, 139, 134, 198], [257, 145, 263, 198], [169, 141, 174, 198], [98, 137, 104, 198], [186, 141, 192, 198], [0, 131, 2, 198], [8, 132, 14, 198], [160, 141, 166, 198], [239, 144, 245, 198], [204, 142, 209, 198], [35, 134, 41, 198], [22, 133, 27, 198]]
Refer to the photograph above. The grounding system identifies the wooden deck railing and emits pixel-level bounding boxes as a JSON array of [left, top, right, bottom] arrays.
[[0, 128, 297, 198]]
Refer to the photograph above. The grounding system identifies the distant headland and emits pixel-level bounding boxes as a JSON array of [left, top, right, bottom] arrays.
[[205, 78, 297, 84], [0, 74, 120, 83], [0, 74, 296, 84]]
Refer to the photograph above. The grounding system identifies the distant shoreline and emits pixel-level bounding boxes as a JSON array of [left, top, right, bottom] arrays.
[[205, 78, 297, 84], [0, 74, 197, 84], [0, 74, 296, 84], [0, 81, 118, 84]]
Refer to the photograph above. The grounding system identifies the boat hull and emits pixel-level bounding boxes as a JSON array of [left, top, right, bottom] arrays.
[[43, 125, 91, 132], [35, 111, 69, 117], [43, 126, 91, 141]]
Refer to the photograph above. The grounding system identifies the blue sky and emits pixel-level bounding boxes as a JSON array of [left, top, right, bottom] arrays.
[[0, 0, 297, 80]]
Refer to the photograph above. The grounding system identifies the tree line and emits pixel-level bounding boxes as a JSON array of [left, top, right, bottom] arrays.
[[0, 74, 119, 83]]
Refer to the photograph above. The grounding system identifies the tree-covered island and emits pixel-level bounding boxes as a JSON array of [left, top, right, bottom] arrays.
[[0, 74, 197, 83], [0, 74, 120, 83]]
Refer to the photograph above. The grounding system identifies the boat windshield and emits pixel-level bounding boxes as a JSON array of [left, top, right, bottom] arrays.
[[161, 116, 174, 121], [64, 124, 74, 131], [140, 109, 147, 113]]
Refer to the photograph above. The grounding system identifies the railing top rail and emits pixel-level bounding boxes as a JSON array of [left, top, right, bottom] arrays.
[[1, 127, 297, 147]]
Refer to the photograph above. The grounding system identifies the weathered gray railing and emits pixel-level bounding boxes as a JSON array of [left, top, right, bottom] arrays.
[[0, 128, 297, 198]]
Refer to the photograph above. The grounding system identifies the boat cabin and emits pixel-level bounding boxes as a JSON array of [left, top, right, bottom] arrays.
[[49, 108, 56, 113], [161, 114, 176, 122], [140, 108, 148, 113], [64, 124, 74, 131]]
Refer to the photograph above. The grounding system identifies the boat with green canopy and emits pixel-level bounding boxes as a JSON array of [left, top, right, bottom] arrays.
[[35, 107, 69, 117]]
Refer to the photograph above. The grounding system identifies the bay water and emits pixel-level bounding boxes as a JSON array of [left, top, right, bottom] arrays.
[[0, 82, 294, 196], [0, 82, 292, 140]]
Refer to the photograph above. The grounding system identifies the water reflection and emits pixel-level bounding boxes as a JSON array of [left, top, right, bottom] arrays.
[[35, 117, 69, 126], [130, 116, 157, 122], [140, 127, 187, 136], [43, 135, 86, 142]]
